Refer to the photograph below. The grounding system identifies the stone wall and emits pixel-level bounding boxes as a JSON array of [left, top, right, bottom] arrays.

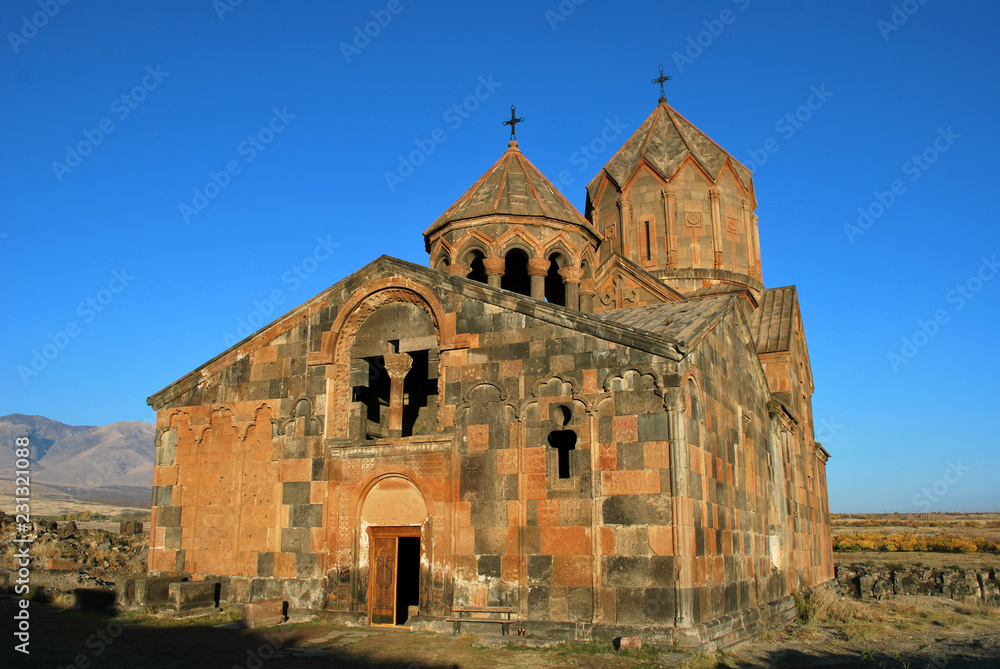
[[837, 563, 1000, 605], [146, 258, 833, 648]]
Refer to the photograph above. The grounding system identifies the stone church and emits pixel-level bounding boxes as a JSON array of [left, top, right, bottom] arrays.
[[146, 92, 833, 649]]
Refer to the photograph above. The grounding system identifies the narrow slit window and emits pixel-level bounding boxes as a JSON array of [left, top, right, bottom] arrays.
[[645, 220, 651, 261]]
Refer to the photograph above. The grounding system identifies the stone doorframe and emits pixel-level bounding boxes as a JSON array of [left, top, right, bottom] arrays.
[[352, 470, 433, 625]]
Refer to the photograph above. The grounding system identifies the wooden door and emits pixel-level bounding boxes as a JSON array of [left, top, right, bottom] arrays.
[[370, 535, 397, 625]]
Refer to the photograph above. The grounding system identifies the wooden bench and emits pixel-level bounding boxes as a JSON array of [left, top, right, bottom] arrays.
[[446, 606, 518, 636]]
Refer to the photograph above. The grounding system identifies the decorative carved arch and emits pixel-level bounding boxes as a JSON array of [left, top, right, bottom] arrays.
[[543, 245, 574, 269], [320, 281, 446, 439], [602, 368, 664, 394], [456, 239, 492, 264], [240, 403, 274, 441], [452, 228, 497, 259], [196, 406, 237, 443], [530, 375, 575, 399], [454, 382, 520, 421], [540, 231, 583, 265], [495, 228, 541, 258], [271, 397, 323, 437], [352, 467, 432, 523], [165, 410, 195, 442], [681, 371, 705, 423], [429, 239, 454, 270]]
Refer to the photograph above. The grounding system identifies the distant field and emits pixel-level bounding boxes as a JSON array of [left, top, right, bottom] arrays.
[[832, 512, 1000, 568], [832, 512, 1000, 538], [0, 480, 148, 521]]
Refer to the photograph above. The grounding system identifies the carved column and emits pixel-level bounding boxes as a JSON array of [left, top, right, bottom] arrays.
[[579, 278, 596, 313], [621, 194, 632, 259], [383, 351, 412, 438], [526, 258, 550, 300], [482, 257, 505, 289], [742, 199, 755, 278], [709, 187, 724, 269], [666, 388, 694, 628], [615, 199, 624, 256], [558, 266, 582, 310], [446, 262, 471, 278], [752, 214, 762, 281], [663, 187, 678, 269]]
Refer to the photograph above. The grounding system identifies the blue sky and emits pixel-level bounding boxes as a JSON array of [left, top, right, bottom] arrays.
[[2, 1, 997, 513]]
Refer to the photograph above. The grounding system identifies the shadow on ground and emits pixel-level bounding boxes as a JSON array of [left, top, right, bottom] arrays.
[[735, 646, 1000, 669], [1, 600, 458, 669]]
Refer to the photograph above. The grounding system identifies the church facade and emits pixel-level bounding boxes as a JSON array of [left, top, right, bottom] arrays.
[[146, 96, 833, 649]]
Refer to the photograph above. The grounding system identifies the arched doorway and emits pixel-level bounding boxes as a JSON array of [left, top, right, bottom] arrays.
[[360, 476, 428, 625]]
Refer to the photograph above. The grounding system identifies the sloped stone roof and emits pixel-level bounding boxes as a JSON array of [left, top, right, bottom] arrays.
[[750, 286, 798, 354], [425, 142, 594, 236], [587, 100, 753, 200], [591, 295, 735, 350]]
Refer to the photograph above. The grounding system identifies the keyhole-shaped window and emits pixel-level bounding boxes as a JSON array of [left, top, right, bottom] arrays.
[[547, 405, 577, 480]]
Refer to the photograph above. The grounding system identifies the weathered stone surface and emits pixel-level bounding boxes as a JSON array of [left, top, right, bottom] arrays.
[[614, 636, 643, 651], [242, 598, 285, 628], [46, 558, 77, 571], [168, 581, 218, 612], [837, 563, 1000, 605]]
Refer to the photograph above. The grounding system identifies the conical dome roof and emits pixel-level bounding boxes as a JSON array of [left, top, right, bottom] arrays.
[[425, 142, 596, 237], [587, 99, 753, 201]]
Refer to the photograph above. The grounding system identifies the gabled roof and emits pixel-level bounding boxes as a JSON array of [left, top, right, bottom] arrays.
[[425, 142, 595, 237], [750, 286, 798, 354], [594, 254, 686, 303], [147, 256, 689, 409], [587, 99, 753, 200], [591, 295, 735, 351]]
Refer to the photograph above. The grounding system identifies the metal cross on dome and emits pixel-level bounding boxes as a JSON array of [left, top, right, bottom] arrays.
[[652, 64, 671, 99], [503, 105, 524, 141]]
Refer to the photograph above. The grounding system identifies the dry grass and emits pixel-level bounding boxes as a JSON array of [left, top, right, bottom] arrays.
[[792, 588, 1000, 644], [678, 652, 741, 669], [796, 587, 887, 624]]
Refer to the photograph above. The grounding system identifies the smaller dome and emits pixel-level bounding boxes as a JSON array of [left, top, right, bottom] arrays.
[[424, 143, 597, 239]]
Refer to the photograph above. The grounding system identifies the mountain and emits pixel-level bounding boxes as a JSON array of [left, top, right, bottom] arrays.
[[0, 414, 155, 498]]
